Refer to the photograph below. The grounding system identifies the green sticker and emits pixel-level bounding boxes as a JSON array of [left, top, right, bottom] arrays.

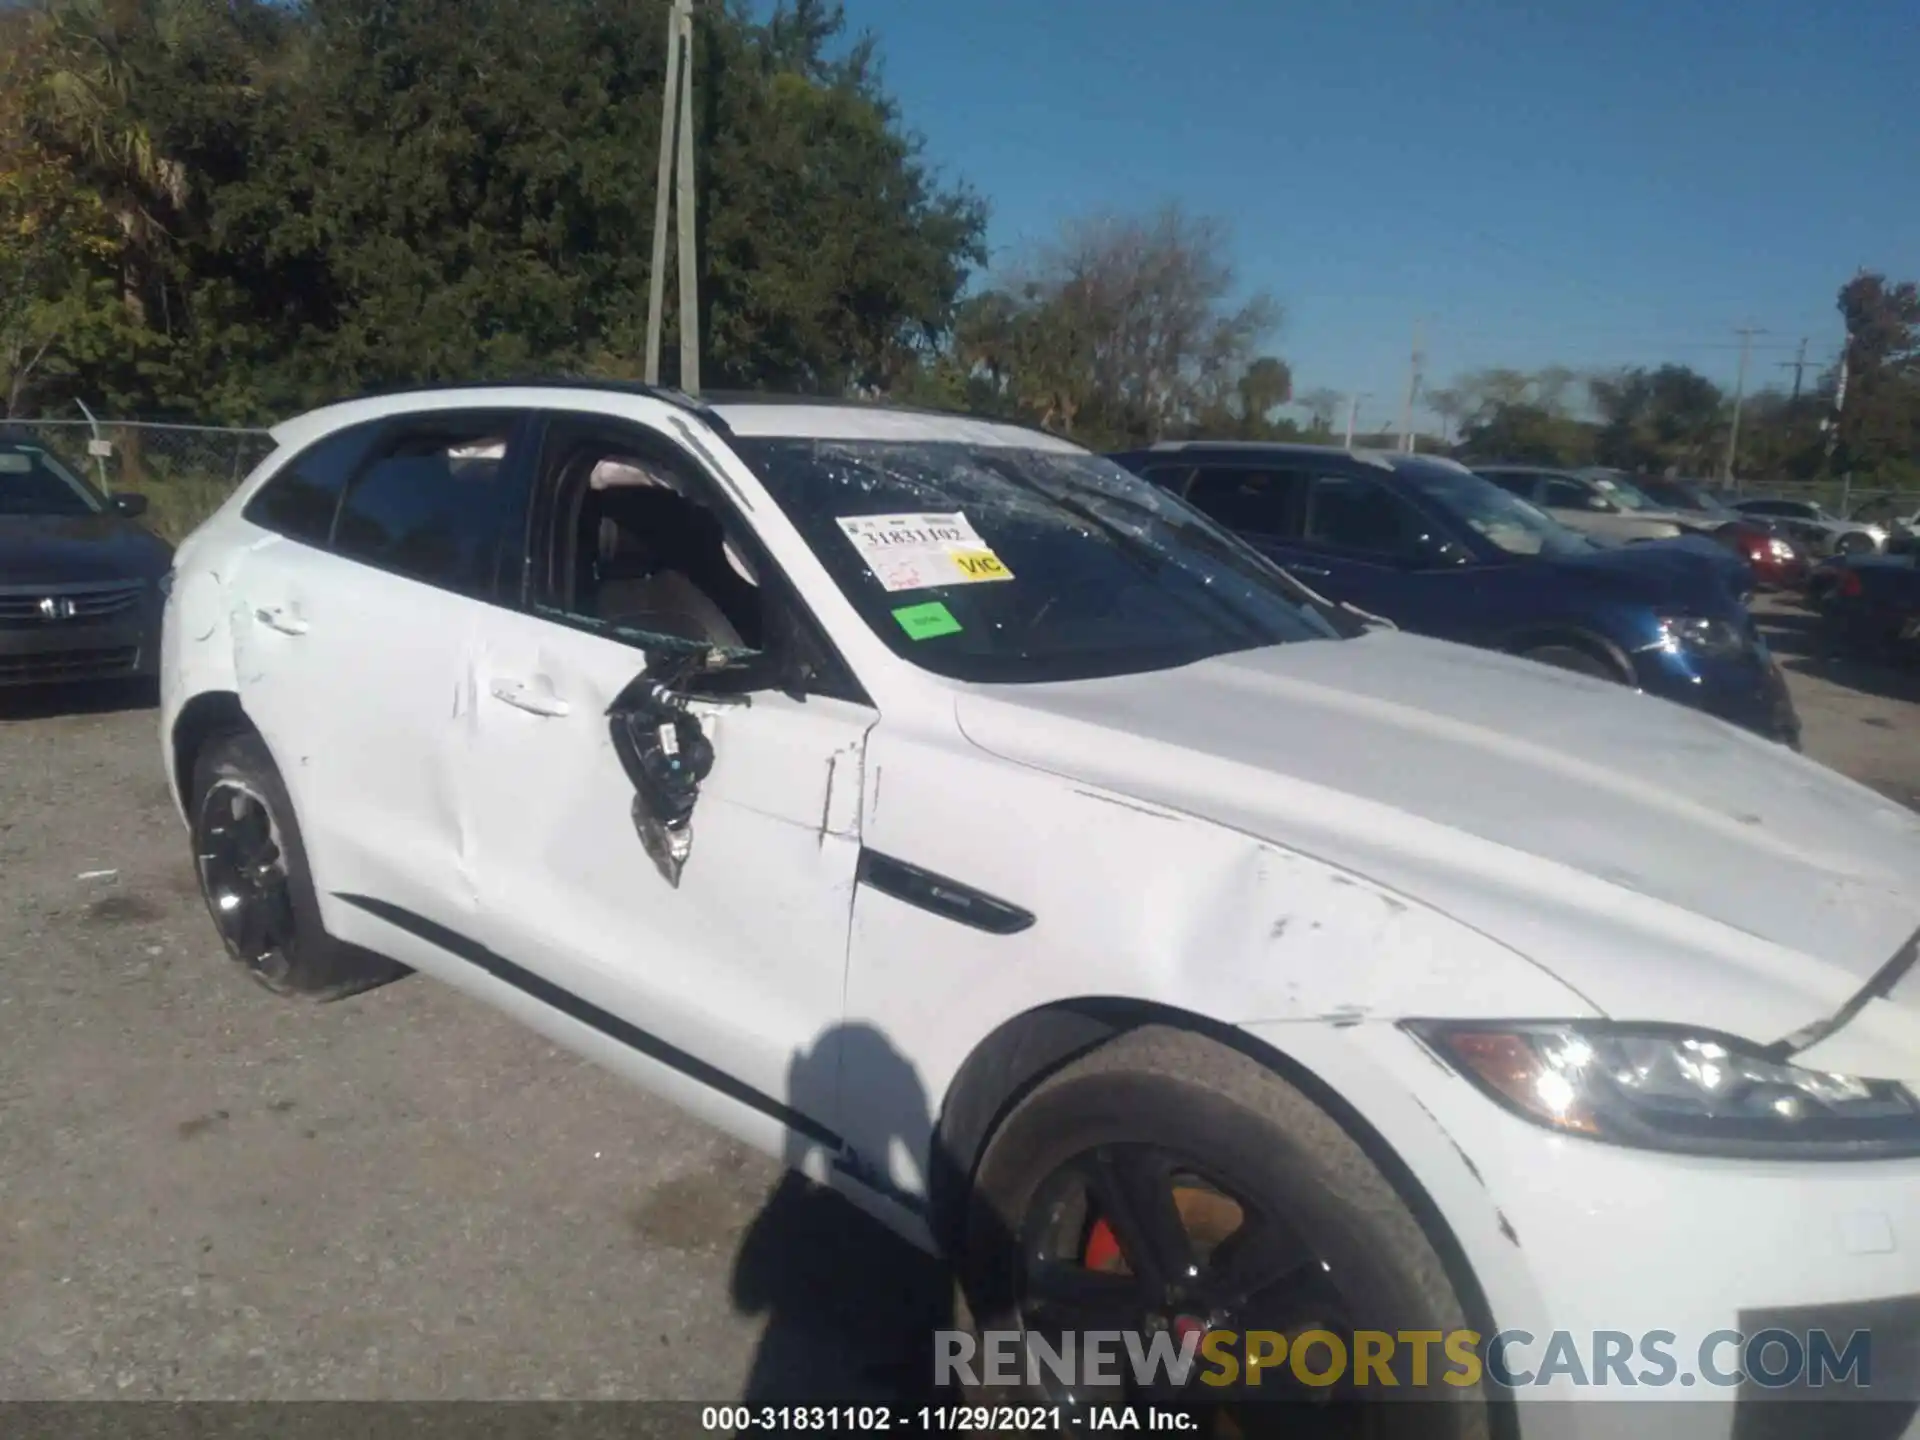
[[892, 600, 962, 640]]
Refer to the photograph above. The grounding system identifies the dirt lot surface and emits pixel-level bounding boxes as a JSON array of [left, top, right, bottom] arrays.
[[1, 593, 1914, 1402]]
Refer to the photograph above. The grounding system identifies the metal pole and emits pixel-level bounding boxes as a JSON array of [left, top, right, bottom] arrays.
[[1721, 326, 1764, 483], [674, 0, 699, 395], [1777, 336, 1809, 402], [642, 1, 683, 386], [1344, 393, 1368, 448], [1399, 319, 1423, 452], [73, 397, 111, 490]]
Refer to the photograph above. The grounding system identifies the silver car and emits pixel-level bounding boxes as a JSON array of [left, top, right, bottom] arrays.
[[1473, 465, 1714, 545], [1728, 497, 1887, 557]]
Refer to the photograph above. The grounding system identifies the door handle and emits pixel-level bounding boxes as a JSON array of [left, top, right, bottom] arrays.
[[489, 677, 571, 718], [253, 605, 309, 636]]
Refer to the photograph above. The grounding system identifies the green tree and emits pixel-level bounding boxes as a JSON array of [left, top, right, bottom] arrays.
[[1588, 364, 1724, 473], [1835, 271, 1920, 487], [1296, 386, 1342, 435], [958, 204, 1284, 448], [10, 0, 987, 420], [1457, 403, 1595, 465]]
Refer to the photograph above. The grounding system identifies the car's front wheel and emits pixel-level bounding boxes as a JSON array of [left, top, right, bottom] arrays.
[[189, 729, 407, 1000], [958, 1026, 1493, 1438]]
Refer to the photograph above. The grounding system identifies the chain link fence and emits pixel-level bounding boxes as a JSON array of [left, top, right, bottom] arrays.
[[1724, 476, 1920, 522], [3, 418, 275, 544], [7, 412, 1918, 548]]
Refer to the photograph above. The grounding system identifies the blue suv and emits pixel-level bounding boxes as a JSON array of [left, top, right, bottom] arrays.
[[1109, 442, 1800, 746]]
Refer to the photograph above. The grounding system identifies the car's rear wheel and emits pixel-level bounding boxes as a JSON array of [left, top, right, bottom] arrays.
[[958, 1026, 1492, 1439], [1838, 532, 1875, 556], [1517, 642, 1619, 681], [189, 730, 407, 1000]]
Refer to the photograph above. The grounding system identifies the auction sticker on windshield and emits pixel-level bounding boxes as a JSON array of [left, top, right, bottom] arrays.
[[836, 511, 1014, 592]]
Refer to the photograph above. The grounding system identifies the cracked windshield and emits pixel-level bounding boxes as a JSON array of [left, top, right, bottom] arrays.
[[735, 438, 1338, 683]]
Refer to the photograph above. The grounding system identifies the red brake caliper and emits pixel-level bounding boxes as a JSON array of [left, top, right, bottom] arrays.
[[1084, 1217, 1123, 1271]]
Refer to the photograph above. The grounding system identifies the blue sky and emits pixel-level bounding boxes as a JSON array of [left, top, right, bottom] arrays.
[[831, 0, 1919, 428]]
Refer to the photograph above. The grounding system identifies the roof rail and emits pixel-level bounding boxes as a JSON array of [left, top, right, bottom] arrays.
[[341, 376, 722, 421]]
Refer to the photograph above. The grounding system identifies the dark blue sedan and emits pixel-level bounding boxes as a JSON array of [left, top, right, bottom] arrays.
[[1109, 442, 1800, 746]]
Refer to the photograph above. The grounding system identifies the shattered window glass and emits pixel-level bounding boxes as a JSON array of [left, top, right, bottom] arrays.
[[732, 439, 1339, 684]]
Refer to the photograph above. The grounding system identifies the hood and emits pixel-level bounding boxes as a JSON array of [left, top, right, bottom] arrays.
[[0, 514, 172, 585], [955, 632, 1920, 1041], [1543, 537, 1743, 608]]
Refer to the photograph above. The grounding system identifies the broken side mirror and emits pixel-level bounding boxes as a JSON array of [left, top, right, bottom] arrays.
[[607, 645, 752, 887]]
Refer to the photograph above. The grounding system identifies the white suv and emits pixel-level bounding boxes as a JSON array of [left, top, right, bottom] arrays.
[[161, 383, 1920, 1432]]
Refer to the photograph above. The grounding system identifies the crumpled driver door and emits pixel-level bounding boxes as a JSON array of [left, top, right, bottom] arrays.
[[455, 608, 877, 1159]]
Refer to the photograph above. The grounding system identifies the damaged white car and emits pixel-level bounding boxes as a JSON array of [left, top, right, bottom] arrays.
[[161, 384, 1920, 1436]]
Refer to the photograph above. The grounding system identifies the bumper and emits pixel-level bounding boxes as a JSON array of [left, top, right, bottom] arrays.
[[1246, 1020, 1920, 1438], [0, 618, 158, 686], [1634, 643, 1802, 747]]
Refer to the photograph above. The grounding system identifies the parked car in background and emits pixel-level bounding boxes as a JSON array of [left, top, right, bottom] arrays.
[[162, 385, 1920, 1432], [0, 429, 171, 689], [1634, 476, 1810, 590], [1471, 464, 1709, 545], [1110, 442, 1799, 745], [1729, 496, 1887, 557], [1806, 551, 1920, 658]]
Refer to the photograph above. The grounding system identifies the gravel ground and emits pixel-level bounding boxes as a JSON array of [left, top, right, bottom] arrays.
[[0, 694, 947, 1404], [0, 594, 1914, 1403]]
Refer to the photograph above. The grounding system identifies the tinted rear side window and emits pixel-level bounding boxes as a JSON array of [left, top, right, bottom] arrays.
[[1479, 471, 1535, 497], [243, 423, 382, 544], [332, 414, 522, 598], [1184, 468, 1302, 536]]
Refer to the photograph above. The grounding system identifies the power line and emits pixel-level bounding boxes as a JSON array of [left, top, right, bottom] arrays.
[[1776, 337, 1814, 401]]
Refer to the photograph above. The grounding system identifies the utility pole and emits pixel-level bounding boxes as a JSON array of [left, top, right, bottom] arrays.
[[1776, 336, 1811, 402], [1398, 319, 1425, 452], [1720, 326, 1765, 483], [644, 0, 699, 393], [1344, 392, 1371, 449], [1823, 345, 1849, 470]]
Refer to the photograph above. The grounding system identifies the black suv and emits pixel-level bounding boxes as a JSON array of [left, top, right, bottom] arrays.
[[1109, 442, 1799, 745]]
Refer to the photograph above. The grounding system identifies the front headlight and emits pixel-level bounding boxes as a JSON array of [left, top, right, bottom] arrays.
[[1405, 1021, 1920, 1159], [1652, 614, 1746, 655]]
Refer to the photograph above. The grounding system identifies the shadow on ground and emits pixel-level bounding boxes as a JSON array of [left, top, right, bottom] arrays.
[[0, 677, 158, 723], [728, 1023, 959, 1407]]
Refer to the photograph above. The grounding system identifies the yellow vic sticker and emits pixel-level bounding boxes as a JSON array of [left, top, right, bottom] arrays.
[[950, 549, 1013, 582]]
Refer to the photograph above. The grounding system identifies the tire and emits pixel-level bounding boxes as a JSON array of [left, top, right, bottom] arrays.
[[1516, 642, 1619, 682], [958, 1025, 1493, 1439], [188, 729, 409, 1000], [1837, 532, 1874, 556]]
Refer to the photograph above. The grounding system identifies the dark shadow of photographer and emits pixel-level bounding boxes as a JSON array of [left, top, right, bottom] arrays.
[[728, 1021, 960, 1408]]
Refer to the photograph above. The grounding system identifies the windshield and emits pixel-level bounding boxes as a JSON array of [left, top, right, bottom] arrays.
[[733, 438, 1340, 683], [1641, 479, 1728, 516], [1398, 465, 1597, 558], [0, 443, 104, 517], [1588, 473, 1665, 512]]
